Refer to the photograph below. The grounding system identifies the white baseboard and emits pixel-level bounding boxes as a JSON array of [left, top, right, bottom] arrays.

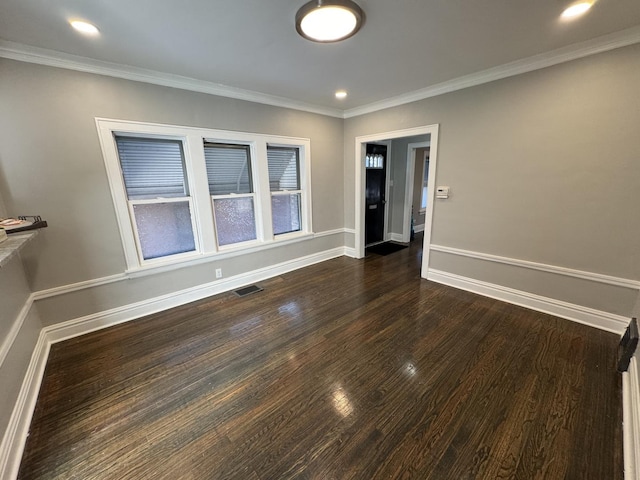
[[624, 357, 640, 480], [414, 223, 425, 233], [427, 269, 629, 334], [389, 233, 404, 243], [344, 247, 357, 258], [0, 297, 33, 369], [0, 331, 50, 480]]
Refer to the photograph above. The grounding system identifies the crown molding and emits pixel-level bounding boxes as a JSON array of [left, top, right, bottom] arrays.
[[0, 40, 344, 119], [1, 26, 639, 121], [343, 25, 640, 118]]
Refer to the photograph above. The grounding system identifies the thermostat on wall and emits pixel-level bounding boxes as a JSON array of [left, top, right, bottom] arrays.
[[436, 186, 450, 199]]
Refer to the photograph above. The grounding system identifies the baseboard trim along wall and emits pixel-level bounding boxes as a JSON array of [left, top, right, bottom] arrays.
[[414, 224, 425, 233], [623, 356, 640, 480], [0, 331, 49, 480], [427, 269, 629, 334], [389, 233, 404, 243], [0, 297, 33, 369]]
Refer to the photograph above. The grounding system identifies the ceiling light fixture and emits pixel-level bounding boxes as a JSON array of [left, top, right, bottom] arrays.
[[70, 20, 99, 35], [296, 0, 364, 43], [561, 1, 594, 19], [335, 90, 348, 99]]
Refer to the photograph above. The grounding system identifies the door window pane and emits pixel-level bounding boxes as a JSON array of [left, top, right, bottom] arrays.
[[272, 193, 301, 235], [132, 202, 195, 260], [213, 197, 257, 246]]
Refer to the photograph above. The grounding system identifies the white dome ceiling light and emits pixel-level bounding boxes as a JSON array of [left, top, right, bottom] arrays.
[[561, 1, 594, 19], [296, 0, 364, 43], [70, 20, 99, 35]]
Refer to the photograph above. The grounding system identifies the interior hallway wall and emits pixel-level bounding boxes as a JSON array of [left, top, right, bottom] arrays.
[[344, 43, 640, 318]]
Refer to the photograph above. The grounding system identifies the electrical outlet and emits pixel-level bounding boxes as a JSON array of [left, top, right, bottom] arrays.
[[215, 268, 222, 279]]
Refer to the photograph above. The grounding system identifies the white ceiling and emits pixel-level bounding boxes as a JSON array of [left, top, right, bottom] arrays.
[[1, 0, 639, 115]]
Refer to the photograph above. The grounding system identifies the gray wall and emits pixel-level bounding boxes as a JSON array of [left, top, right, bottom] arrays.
[[344, 43, 640, 317], [0, 256, 42, 446], [0, 190, 7, 217], [0, 59, 344, 295]]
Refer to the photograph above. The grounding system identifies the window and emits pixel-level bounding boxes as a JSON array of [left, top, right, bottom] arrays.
[[267, 146, 302, 235], [115, 136, 197, 260], [420, 153, 430, 211], [204, 143, 257, 247], [97, 119, 312, 270]]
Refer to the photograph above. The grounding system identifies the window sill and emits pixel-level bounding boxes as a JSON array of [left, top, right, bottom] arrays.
[[126, 231, 315, 278]]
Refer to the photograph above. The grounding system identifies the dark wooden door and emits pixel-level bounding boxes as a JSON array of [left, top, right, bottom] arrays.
[[365, 143, 387, 245]]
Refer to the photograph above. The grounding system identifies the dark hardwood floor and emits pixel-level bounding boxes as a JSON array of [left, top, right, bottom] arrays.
[[18, 238, 622, 479]]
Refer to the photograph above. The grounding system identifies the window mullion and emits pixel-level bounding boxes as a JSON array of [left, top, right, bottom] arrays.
[[299, 141, 313, 233], [185, 135, 217, 253], [254, 140, 274, 241]]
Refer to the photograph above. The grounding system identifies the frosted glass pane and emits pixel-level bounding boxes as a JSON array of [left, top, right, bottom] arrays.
[[213, 197, 257, 246], [272, 193, 301, 235], [132, 202, 196, 260]]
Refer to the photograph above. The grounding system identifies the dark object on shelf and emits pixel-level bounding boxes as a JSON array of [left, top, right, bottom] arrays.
[[3, 215, 48, 234], [366, 242, 408, 256], [618, 318, 638, 373]]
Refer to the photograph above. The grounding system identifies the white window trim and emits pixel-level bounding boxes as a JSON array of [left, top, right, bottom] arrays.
[[96, 118, 313, 271]]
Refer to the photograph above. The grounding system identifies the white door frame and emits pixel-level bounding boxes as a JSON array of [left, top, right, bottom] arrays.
[[402, 141, 430, 243], [354, 124, 439, 279]]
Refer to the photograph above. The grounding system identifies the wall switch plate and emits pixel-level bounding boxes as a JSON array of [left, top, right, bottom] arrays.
[[436, 186, 450, 199], [215, 268, 222, 279]]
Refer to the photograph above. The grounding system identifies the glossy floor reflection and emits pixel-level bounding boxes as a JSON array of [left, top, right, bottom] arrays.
[[18, 238, 622, 479]]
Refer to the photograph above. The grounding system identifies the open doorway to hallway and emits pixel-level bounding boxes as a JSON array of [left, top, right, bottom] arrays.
[[355, 125, 439, 279]]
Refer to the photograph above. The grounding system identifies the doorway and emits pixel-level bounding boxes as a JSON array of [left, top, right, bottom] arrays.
[[365, 142, 389, 246], [402, 141, 430, 243], [354, 125, 440, 279]]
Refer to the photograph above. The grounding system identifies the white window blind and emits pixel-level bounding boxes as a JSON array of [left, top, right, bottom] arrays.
[[267, 147, 300, 191], [203, 143, 253, 195], [116, 137, 188, 199]]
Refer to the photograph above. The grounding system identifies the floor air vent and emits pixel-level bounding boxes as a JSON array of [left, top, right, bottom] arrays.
[[234, 285, 263, 297]]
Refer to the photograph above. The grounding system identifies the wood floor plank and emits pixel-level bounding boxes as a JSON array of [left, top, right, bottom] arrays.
[[17, 237, 623, 479]]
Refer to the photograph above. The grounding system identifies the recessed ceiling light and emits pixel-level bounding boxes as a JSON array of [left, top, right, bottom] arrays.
[[296, 0, 364, 43], [561, 1, 593, 19], [70, 20, 99, 35], [335, 90, 348, 99]]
